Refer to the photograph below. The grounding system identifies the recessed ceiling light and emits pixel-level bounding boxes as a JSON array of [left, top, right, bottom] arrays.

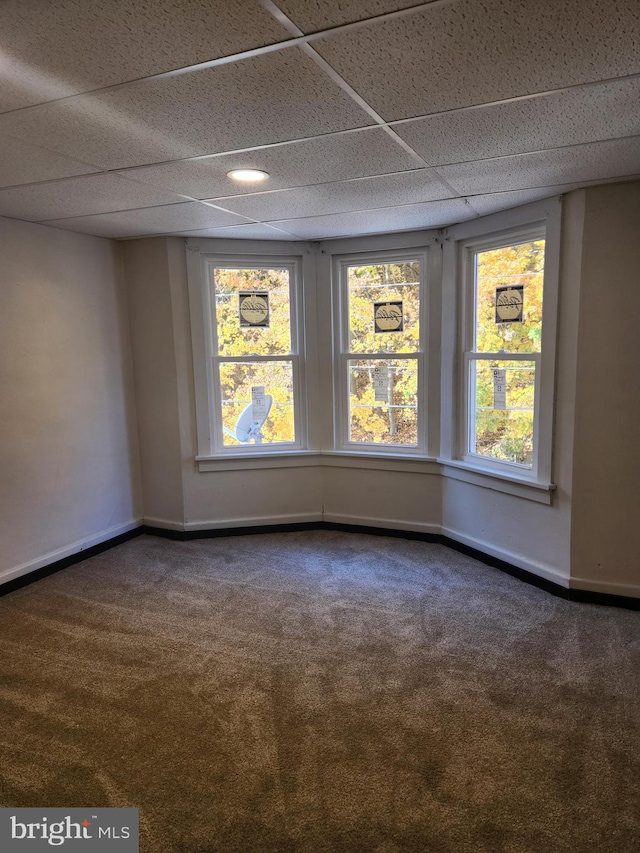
[[227, 169, 269, 183]]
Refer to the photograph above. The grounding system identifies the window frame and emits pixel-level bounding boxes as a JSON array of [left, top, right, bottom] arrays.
[[187, 245, 310, 460], [455, 218, 559, 485], [332, 248, 429, 456]]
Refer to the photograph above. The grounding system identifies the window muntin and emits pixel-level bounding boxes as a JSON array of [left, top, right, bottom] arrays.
[[336, 253, 426, 453], [207, 259, 303, 453], [463, 236, 545, 470]]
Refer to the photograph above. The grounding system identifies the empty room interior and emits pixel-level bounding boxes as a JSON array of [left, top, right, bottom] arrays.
[[1, 1, 639, 851]]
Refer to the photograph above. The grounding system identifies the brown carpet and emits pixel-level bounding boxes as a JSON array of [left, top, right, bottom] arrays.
[[0, 530, 638, 852]]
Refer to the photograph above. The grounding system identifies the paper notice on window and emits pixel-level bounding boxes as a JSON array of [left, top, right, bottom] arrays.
[[239, 291, 270, 327], [374, 301, 403, 333], [373, 365, 390, 402], [251, 386, 268, 422], [495, 285, 524, 323], [493, 368, 507, 409]]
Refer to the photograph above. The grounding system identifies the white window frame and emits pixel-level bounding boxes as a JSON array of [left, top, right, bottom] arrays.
[[187, 244, 310, 461], [452, 209, 560, 487], [332, 248, 429, 456]]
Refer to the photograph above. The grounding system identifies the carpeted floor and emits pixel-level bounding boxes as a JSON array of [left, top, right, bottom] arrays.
[[0, 530, 638, 852]]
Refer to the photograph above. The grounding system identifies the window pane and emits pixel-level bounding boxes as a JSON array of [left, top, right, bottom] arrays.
[[475, 241, 544, 353], [471, 360, 535, 466], [347, 261, 420, 354], [348, 358, 418, 446], [219, 361, 295, 446], [213, 267, 291, 357]]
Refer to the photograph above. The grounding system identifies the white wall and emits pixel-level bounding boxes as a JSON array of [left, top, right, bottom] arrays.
[[0, 217, 141, 583], [570, 180, 640, 595], [124, 239, 184, 528]]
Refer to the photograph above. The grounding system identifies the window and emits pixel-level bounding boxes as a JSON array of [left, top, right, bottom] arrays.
[[459, 226, 555, 481], [334, 251, 427, 454], [192, 253, 306, 456]]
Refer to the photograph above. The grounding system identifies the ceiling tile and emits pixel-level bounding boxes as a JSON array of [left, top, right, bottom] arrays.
[[0, 174, 185, 221], [0, 48, 374, 170], [0, 0, 290, 113], [437, 137, 640, 196], [210, 169, 454, 221], [0, 133, 97, 188], [314, 0, 640, 121], [173, 223, 303, 240], [276, 0, 421, 32], [270, 198, 475, 239], [467, 178, 640, 216], [394, 78, 640, 166], [120, 128, 418, 199], [468, 186, 579, 216], [41, 202, 248, 239]]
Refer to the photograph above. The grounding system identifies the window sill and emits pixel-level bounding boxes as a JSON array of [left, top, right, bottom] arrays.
[[196, 450, 441, 474], [195, 452, 555, 503], [195, 451, 322, 472], [438, 458, 556, 504]]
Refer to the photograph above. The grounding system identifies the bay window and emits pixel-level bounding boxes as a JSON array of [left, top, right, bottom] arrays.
[[333, 251, 427, 454]]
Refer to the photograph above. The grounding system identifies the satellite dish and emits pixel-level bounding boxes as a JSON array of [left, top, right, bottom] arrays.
[[232, 394, 272, 444]]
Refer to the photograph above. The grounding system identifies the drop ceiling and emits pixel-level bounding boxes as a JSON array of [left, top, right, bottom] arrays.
[[0, 0, 638, 242]]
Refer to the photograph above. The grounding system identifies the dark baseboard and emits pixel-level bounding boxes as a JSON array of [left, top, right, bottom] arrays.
[[0, 526, 145, 598], [142, 521, 321, 540], [322, 520, 441, 543], [564, 587, 640, 609], [438, 535, 568, 600], [2, 521, 638, 611]]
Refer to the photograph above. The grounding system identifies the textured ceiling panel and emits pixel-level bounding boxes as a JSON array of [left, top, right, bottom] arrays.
[[120, 128, 418, 199], [314, 0, 640, 121], [270, 198, 475, 239], [41, 202, 248, 239], [175, 223, 302, 240], [276, 0, 422, 32], [0, 49, 374, 170], [467, 186, 578, 216], [0, 133, 97, 188], [0, 174, 184, 222], [0, 0, 289, 113], [437, 137, 640, 196], [211, 169, 453, 221], [394, 78, 640, 166]]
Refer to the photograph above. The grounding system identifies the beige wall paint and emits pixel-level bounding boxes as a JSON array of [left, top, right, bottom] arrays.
[[0, 217, 141, 581], [123, 239, 184, 527], [322, 467, 442, 533], [571, 181, 640, 594]]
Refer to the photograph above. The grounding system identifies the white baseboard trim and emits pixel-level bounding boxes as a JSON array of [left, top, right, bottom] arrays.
[[570, 576, 640, 598], [322, 513, 441, 536], [142, 516, 186, 531], [184, 512, 323, 531], [0, 518, 143, 587], [441, 525, 570, 588]]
